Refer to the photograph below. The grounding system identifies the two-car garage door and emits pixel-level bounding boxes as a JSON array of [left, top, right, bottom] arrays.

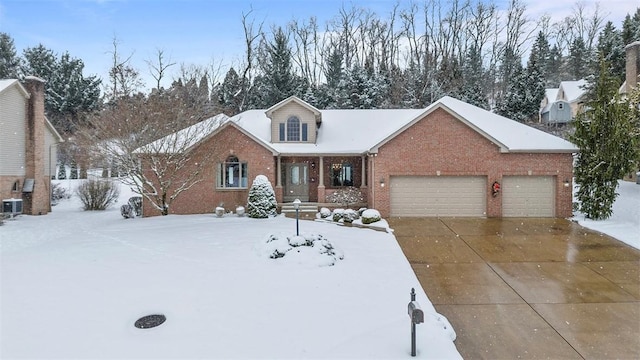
[[389, 175, 555, 217], [390, 176, 486, 217]]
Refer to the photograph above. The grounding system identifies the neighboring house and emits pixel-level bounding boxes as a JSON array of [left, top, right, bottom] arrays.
[[0, 77, 63, 215], [141, 95, 577, 218], [540, 80, 587, 124], [620, 40, 640, 183]]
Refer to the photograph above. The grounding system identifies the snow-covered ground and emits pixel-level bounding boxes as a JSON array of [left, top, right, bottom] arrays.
[[572, 180, 640, 250], [0, 179, 459, 359]]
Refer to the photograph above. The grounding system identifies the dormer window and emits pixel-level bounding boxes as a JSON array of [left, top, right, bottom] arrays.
[[279, 116, 308, 142]]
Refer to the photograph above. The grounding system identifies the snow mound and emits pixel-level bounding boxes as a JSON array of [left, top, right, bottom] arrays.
[[258, 233, 344, 267]]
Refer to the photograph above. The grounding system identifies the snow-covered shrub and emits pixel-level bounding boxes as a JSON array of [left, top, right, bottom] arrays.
[[342, 209, 359, 223], [326, 187, 364, 206], [236, 206, 245, 217], [358, 207, 367, 216], [332, 208, 345, 222], [319, 207, 332, 219], [215, 206, 225, 217], [361, 209, 381, 224], [51, 183, 71, 206], [261, 233, 344, 266], [76, 179, 120, 211], [247, 175, 277, 218], [128, 196, 142, 217], [121, 204, 134, 219]]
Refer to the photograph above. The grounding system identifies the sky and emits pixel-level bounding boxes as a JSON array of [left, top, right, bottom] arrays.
[[0, 0, 638, 91]]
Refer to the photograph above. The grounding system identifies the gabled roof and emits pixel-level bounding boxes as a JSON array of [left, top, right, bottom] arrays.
[[150, 96, 577, 156], [265, 96, 322, 123], [45, 117, 64, 143], [0, 79, 30, 98], [558, 80, 587, 103], [370, 96, 578, 153]]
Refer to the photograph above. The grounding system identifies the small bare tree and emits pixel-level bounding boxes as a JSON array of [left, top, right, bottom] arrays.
[[79, 90, 226, 216]]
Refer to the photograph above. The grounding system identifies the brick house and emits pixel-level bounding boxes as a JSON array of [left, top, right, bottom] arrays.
[[142, 96, 577, 218], [0, 77, 63, 215]]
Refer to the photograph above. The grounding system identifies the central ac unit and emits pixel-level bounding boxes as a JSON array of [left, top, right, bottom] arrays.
[[2, 198, 23, 216]]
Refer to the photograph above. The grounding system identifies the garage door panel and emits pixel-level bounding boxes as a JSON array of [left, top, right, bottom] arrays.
[[390, 176, 486, 217], [502, 176, 555, 217]]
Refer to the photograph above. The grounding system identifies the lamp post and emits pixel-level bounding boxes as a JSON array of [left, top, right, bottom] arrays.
[[293, 198, 301, 236]]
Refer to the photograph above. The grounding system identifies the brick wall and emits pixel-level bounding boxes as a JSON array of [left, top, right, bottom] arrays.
[[369, 108, 574, 218], [22, 77, 50, 215], [142, 124, 277, 217]]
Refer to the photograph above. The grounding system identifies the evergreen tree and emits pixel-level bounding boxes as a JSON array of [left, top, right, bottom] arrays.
[[621, 9, 640, 45], [23, 46, 101, 134], [571, 60, 640, 220], [219, 67, 244, 115], [564, 38, 591, 80], [460, 45, 488, 109], [253, 27, 302, 108], [596, 22, 625, 84], [0, 32, 21, 78], [546, 45, 563, 87], [246, 175, 277, 218], [57, 162, 67, 180], [335, 64, 387, 109]]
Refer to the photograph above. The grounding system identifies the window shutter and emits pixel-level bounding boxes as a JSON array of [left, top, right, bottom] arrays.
[[302, 123, 308, 141], [279, 123, 285, 141]]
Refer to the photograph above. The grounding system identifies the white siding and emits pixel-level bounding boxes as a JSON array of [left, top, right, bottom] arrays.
[[390, 176, 487, 217], [0, 86, 27, 176], [502, 176, 555, 217], [44, 125, 58, 176]]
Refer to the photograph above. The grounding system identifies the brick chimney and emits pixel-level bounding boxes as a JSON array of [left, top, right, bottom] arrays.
[[22, 76, 49, 215], [625, 41, 640, 94]]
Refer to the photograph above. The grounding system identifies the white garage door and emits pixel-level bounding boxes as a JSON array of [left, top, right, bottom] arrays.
[[502, 176, 555, 217], [390, 176, 486, 217]]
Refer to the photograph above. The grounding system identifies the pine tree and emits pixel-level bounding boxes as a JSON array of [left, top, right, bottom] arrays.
[[564, 38, 591, 80], [596, 22, 625, 84], [621, 9, 640, 45], [571, 60, 640, 220], [246, 175, 277, 218], [460, 45, 488, 109], [0, 32, 21, 78], [219, 67, 244, 115]]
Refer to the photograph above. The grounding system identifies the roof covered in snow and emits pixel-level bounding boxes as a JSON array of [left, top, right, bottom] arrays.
[[558, 80, 587, 103], [151, 96, 578, 155]]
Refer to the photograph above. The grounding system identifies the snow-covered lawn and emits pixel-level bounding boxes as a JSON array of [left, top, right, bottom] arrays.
[[0, 180, 459, 359], [572, 180, 640, 250]]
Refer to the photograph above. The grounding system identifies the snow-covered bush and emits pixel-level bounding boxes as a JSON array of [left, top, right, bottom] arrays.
[[51, 183, 71, 206], [319, 207, 332, 219], [247, 175, 277, 218], [121, 204, 134, 219], [358, 207, 367, 216], [76, 179, 120, 211], [236, 206, 245, 217], [261, 233, 344, 266], [342, 209, 359, 223], [215, 206, 225, 217], [326, 187, 364, 206], [361, 209, 381, 224], [332, 208, 345, 222], [128, 196, 142, 217]]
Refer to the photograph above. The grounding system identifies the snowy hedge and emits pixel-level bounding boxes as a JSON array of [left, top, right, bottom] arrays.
[[361, 209, 381, 224]]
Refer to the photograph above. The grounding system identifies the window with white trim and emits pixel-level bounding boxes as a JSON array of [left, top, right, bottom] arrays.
[[217, 155, 248, 189], [279, 116, 308, 142]]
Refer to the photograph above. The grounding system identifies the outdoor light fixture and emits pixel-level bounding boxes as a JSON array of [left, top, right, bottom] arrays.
[[293, 199, 301, 236], [380, 177, 385, 187], [564, 179, 571, 187], [310, 161, 316, 169]]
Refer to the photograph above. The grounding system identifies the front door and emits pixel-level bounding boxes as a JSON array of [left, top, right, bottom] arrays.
[[284, 163, 309, 202]]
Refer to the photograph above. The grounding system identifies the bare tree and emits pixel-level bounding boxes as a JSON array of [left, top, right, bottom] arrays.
[[146, 48, 176, 91], [105, 37, 144, 101], [79, 92, 226, 216]]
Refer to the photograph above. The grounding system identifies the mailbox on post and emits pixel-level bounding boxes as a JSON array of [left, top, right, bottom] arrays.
[[407, 288, 423, 357]]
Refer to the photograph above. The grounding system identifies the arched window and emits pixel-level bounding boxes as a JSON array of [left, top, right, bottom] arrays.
[[217, 155, 248, 189], [286, 116, 300, 141]]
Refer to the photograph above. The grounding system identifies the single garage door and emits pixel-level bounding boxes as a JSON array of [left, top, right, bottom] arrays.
[[502, 176, 555, 217], [390, 176, 486, 217]]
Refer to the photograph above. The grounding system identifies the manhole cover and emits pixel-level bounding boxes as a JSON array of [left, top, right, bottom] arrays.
[[134, 314, 166, 329]]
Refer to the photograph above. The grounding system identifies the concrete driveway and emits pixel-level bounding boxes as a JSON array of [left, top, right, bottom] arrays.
[[388, 217, 640, 359]]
